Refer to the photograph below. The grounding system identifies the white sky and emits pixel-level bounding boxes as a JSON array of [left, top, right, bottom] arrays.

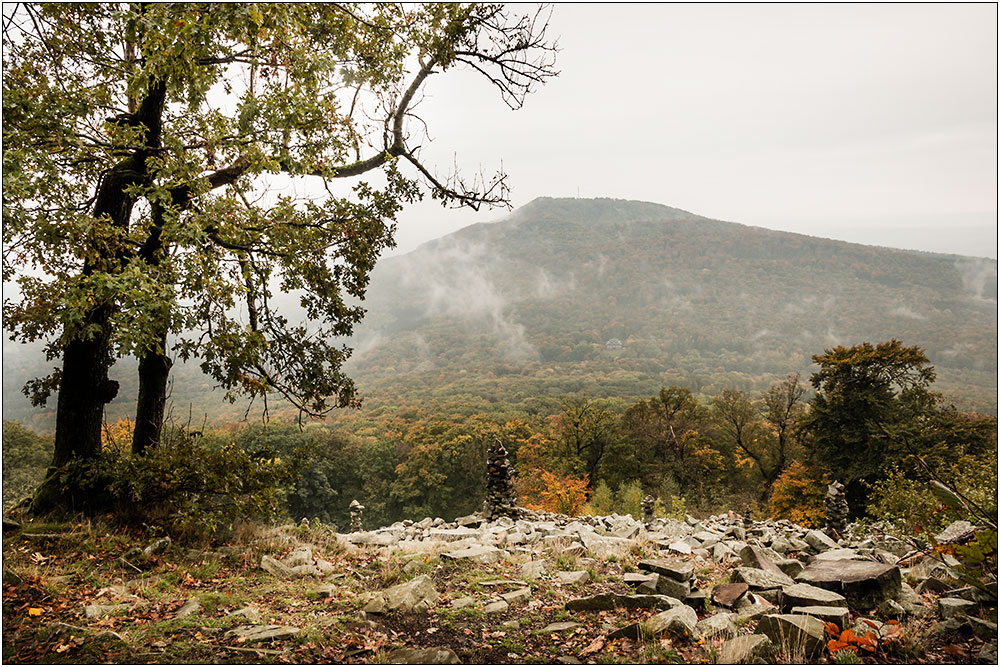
[[386, 3, 998, 258]]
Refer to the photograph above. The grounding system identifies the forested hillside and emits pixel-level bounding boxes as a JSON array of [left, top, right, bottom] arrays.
[[340, 197, 997, 418]]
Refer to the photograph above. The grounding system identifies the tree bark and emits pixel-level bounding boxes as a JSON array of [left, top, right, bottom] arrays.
[[132, 334, 172, 455]]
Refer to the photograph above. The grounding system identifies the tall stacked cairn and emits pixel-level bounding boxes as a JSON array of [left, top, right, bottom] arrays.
[[641, 495, 656, 524], [483, 439, 519, 520], [349, 499, 365, 533], [824, 480, 849, 539]]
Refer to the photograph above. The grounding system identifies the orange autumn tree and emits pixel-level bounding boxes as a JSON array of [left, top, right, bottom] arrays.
[[514, 431, 589, 515], [533, 471, 589, 516], [769, 460, 830, 527]]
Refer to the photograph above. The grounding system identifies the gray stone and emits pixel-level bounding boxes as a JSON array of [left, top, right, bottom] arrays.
[[564, 593, 680, 611], [314, 583, 338, 599], [607, 622, 645, 640], [718, 634, 774, 664], [736, 603, 777, 624], [774, 558, 804, 578], [780, 582, 847, 611], [624, 572, 657, 594], [655, 573, 691, 599], [934, 520, 976, 544], [540, 621, 580, 633], [366, 574, 439, 614], [684, 589, 708, 609], [696, 612, 737, 639], [944, 585, 998, 605], [387, 647, 460, 664], [229, 606, 263, 624], [979, 642, 998, 664], [815, 548, 865, 561], [646, 605, 699, 641], [142, 537, 172, 556], [49, 622, 89, 637], [556, 570, 590, 586], [484, 600, 509, 614], [739, 545, 786, 577], [790, 605, 849, 630], [500, 587, 531, 605], [283, 546, 313, 568], [560, 542, 586, 557], [878, 599, 906, 619], [755, 614, 826, 658], [450, 596, 475, 610], [260, 555, 297, 579], [638, 558, 693, 581], [456, 514, 484, 528], [711, 583, 749, 608], [224, 625, 300, 644], [430, 528, 481, 542], [520, 560, 546, 581], [501, 619, 521, 630], [938, 597, 977, 619], [916, 577, 952, 594], [796, 559, 901, 610], [442, 545, 502, 564], [93, 631, 125, 642], [731, 566, 796, 590], [804, 530, 839, 552], [83, 603, 125, 619], [173, 597, 201, 619]]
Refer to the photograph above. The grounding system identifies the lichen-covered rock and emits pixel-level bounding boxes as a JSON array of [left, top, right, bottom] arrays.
[[795, 559, 901, 611], [646, 605, 699, 641]]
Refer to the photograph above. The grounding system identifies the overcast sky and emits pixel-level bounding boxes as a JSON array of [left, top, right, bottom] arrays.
[[386, 3, 997, 258]]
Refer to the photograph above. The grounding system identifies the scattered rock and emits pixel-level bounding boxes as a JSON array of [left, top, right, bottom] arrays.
[[521, 560, 546, 581], [442, 545, 502, 564], [82, 603, 125, 619], [937, 597, 977, 620], [755, 614, 826, 658], [224, 625, 300, 644], [804, 530, 838, 552], [978, 641, 998, 664], [365, 574, 439, 614], [967, 616, 998, 641], [789, 605, 849, 630], [718, 634, 774, 664], [229, 607, 263, 624], [646, 605, 699, 641], [540, 621, 580, 633], [608, 622, 645, 640], [314, 583, 338, 599], [731, 566, 795, 590], [711, 583, 749, 608], [142, 537, 171, 557], [556, 570, 590, 586], [450, 596, 475, 610], [49, 622, 90, 637], [387, 646, 461, 664], [795, 559, 901, 611], [780, 582, 847, 610], [260, 555, 297, 579], [637, 558, 693, 581], [173, 597, 201, 619], [283, 546, 313, 568], [484, 600, 509, 614], [500, 587, 531, 605], [696, 612, 737, 639], [93, 631, 125, 642]]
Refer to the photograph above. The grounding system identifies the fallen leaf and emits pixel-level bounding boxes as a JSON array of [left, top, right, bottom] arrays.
[[27, 608, 43, 617], [580, 637, 605, 657]]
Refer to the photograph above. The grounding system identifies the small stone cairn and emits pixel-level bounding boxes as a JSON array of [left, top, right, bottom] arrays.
[[349, 499, 364, 533], [742, 503, 753, 528], [824, 480, 849, 539], [641, 495, 656, 524], [483, 439, 519, 520]]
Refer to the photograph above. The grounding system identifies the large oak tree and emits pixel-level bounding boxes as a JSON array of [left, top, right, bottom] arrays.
[[2, 3, 556, 510]]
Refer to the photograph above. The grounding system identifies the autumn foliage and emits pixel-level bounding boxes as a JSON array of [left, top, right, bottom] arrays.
[[768, 460, 829, 527], [522, 470, 590, 516]]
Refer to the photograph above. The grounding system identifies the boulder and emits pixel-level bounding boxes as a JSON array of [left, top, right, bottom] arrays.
[[731, 567, 796, 590], [804, 530, 839, 552], [646, 605, 699, 641], [365, 574, 439, 614], [934, 520, 976, 544], [755, 614, 826, 658], [739, 545, 786, 577], [637, 558, 693, 581], [795, 559, 901, 611], [774, 558, 804, 578], [224, 625, 300, 644], [718, 634, 774, 664], [283, 546, 314, 568], [937, 597, 976, 620], [387, 647, 460, 664], [655, 574, 691, 599], [557, 570, 590, 586], [442, 545, 502, 564], [780, 582, 847, 611], [711, 583, 749, 609], [790, 605, 849, 630], [260, 555, 297, 579], [521, 560, 546, 581], [696, 612, 737, 639]]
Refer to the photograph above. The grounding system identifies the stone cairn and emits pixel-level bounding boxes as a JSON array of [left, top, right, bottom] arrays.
[[349, 499, 365, 533], [742, 503, 753, 528], [641, 495, 656, 524], [483, 439, 519, 520], [824, 480, 849, 539]]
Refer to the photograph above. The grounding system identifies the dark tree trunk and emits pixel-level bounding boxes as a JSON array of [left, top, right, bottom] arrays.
[[32, 79, 167, 513], [132, 334, 172, 454]]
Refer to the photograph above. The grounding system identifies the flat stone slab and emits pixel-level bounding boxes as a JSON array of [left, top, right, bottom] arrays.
[[556, 570, 590, 585], [637, 558, 694, 581], [540, 621, 581, 633], [646, 605, 699, 640], [441, 545, 502, 564], [719, 634, 774, 664], [696, 612, 737, 639], [483, 600, 509, 614], [780, 582, 847, 611], [500, 587, 531, 605], [732, 567, 796, 590], [712, 583, 749, 608], [739, 545, 786, 577], [429, 527, 482, 542], [795, 559, 901, 611], [755, 614, 826, 658], [564, 593, 680, 612], [224, 625, 300, 644], [790, 605, 850, 630]]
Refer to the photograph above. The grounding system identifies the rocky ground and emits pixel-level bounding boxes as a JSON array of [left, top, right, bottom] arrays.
[[2, 510, 996, 664]]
